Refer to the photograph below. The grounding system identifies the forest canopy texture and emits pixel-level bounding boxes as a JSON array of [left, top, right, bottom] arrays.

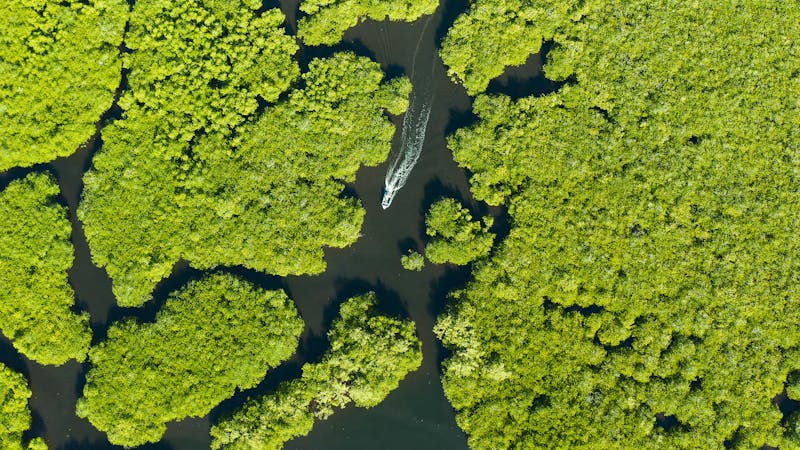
[[76, 273, 303, 447], [439, 0, 578, 95], [425, 197, 494, 265], [0, 173, 91, 366], [0, 364, 46, 450], [211, 293, 423, 450], [438, 0, 800, 448], [79, 0, 412, 307], [297, 0, 438, 46], [0, 0, 128, 171], [3, 0, 800, 449]]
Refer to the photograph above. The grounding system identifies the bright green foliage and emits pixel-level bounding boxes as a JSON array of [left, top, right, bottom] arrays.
[[0, 0, 128, 171], [400, 250, 425, 271], [211, 293, 422, 449], [80, 0, 300, 307], [439, 1, 800, 448], [0, 173, 91, 365], [81, 0, 412, 308], [789, 379, 800, 443], [213, 379, 315, 450], [308, 293, 422, 412], [0, 364, 47, 450], [424, 198, 494, 265], [298, 0, 438, 46], [439, 0, 583, 95], [76, 273, 303, 447], [119, 0, 299, 142]]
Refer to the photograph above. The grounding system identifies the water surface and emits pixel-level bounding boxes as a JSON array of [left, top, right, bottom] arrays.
[[0, 1, 546, 448]]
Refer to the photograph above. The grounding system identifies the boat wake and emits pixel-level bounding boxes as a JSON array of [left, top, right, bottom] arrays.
[[381, 15, 435, 210]]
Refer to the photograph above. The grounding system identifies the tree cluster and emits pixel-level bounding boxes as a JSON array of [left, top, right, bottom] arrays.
[[0, 363, 47, 450], [79, 0, 412, 307], [211, 293, 422, 449], [400, 250, 425, 271], [76, 273, 304, 447], [0, 173, 91, 365], [438, 0, 800, 448], [298, 0, 438, 46], [424, 198, 494, 265], [439, 0, 583, 95], [0, 0, 128, 171], [118, 0, 299, 142]]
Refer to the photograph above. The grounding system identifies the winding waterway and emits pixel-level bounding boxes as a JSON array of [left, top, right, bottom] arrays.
[[0, 1, 546, 448]]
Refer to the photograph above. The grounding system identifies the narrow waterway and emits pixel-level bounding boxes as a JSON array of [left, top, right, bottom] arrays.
[[0, 1, 546, 448]]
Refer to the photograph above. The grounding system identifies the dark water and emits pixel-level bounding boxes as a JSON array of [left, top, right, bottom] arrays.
[[0, 1, 544, 448]]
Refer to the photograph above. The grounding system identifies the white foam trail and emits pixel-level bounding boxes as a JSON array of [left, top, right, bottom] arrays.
[[382, 92, 431, 209], [381, 15, 435, 210]]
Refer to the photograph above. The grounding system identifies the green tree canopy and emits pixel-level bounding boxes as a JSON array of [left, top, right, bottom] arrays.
[[425, 197, 494, 265], [439, 0, 581, 95], [80, 0, 411, 307], [438, 0, 800, 448], [401, 250, 425, 271], [0, 173, 91, 365], [298, 0, 438, 46], [76, 273, 303, 447], [0, 364, 47, 450], [211, 292, 422, 449], [0, 0, 128, 171], [119, 0, 299, 142]]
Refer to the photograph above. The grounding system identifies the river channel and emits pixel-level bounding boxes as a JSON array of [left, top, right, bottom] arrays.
[[0, 1, 547, 448]]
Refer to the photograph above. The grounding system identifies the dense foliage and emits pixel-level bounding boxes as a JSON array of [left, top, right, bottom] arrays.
[[400, 250, 425, 271], [0, 364, 47, 450], [0, 173, 91, 365], [80, 0, 411, 307], [439, 0, 582, 95], [0, 0, 128, 171], [77, 0, 297, 306], [118, 0, 299, 141], [298, 0, 438, 46], [211, 293, 422, 449], [438, 1, 800, 448], [76, 273, 303, 447], [424, 198, 494, 265]]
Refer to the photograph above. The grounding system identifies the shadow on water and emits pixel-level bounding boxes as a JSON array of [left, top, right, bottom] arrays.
[[210, 358, 304, 424], [427, 265, 472, 369], [73, 361, 89, 400], [56, 438, 177, 450], [56, 439, 121, 450], [421, 177, 488, 216], [654, 413, 681, 432], [775, 386, 800, 424], [99, 261, 199, 338], [397, 236, 420, 254], [297, 39, 379, 72], [420, 177, 500, 240], [210, 277, 412, 426], [485, 41, 573, 100], [98, 262, 286, 342], [257, 0, 282, 16], [223, 265, 285, 292], [23, 407, 46, 448], [444, 105, 478, 137], [0, 337, 28, 377], [329, 278, 411, 325], [0, 164, 51, 192], [435, 0, 470, 46], [420, 171, 512, 246], [339, 180, 359, 201], [489, 204, 512, 245]]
